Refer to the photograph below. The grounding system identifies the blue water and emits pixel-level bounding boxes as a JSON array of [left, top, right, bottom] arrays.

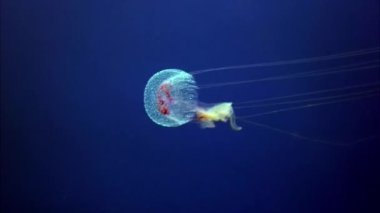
[[2, 0, 379, 212]]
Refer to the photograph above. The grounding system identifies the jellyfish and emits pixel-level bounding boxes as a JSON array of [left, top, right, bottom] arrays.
[[144, 47, 380, 144]]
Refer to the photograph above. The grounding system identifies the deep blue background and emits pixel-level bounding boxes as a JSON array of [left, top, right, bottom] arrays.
[[1, 0, 380, 212]]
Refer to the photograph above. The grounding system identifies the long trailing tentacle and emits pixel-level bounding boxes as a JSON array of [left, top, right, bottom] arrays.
[[238, 93, 379, 119], [235, 81, 380, 106], [191, 47, 380, 75], [239, 119, 379, 146], [235, 88, 380, 109], [198, 61, 379, 89]]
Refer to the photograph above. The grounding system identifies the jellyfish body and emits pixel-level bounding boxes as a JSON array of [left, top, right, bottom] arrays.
[[144, 69, 198, 127], [144, 69, 242, 130]]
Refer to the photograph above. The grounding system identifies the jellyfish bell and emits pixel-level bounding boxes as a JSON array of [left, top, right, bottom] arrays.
[[144, 69, 198, 127]]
